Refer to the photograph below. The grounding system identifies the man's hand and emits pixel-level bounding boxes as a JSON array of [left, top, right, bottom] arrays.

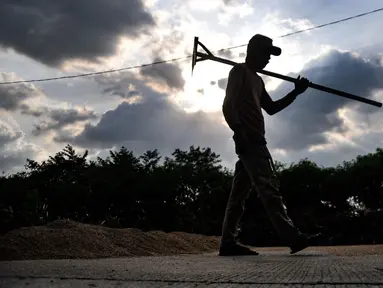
[[293, 75, 310, 95]]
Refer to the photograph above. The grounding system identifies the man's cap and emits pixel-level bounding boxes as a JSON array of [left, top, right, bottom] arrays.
[[247, 34, 282, 56]]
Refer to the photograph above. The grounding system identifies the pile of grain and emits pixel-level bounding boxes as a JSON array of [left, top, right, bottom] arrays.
[[0, 220, 220, 261]]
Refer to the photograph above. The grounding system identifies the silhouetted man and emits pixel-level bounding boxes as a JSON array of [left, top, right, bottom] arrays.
[[220, 34, 320, 256]]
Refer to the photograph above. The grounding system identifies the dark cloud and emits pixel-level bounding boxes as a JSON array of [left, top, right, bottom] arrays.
[[0, 147, 35, 173], [97, 60, 186, 100], [0, 0, 155, 67], [128, 90, 141, 98], [0, 143, 42, 174], [102, 83, 142, 99], [218, 78, 228, 90], [0, 154, 22, 173], [0, 73, 41, 110], [266, 49, 383, 151], [20, 106, 98, 136], [55, 74, 233, 163], [140, 58, 186, 91], [197, 88, 204, 94], [210, 81, 216, 85], [56, 97, 232, 163], [19, 104, 44, 117], [217, 49, 234, 59], [96, 70, 168, 100], [0, 73, 98, 136]]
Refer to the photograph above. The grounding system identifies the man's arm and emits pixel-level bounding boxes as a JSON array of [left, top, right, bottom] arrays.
[[261, 88, 298, 115], [222, 65, 247, 132], [261, 75, 310, 115]]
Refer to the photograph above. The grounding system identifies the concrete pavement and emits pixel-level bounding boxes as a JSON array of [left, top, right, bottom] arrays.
[[1, 249, 383, 287]]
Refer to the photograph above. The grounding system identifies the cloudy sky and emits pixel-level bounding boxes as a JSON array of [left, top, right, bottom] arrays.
[[1, 0, 383, 174]]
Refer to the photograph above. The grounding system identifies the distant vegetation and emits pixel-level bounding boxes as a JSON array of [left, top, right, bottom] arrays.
[[1, 144, 382, 246]]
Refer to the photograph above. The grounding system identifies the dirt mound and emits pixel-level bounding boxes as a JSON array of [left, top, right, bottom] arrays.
[[0, 220, 220, 261]]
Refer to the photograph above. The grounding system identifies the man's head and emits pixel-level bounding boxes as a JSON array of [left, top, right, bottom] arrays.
[[246, 34, 281, 69]]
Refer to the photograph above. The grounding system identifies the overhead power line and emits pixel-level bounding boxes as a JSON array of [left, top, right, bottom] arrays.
[[1, 7, 382, 86], [215, 7, 383, 52], [0, 57, 190, 85]]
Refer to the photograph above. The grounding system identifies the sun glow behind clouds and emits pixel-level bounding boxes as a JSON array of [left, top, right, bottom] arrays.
[[181, 41, 335, 113], [180, 61, 228, 113], [176, 9, 340, 112]]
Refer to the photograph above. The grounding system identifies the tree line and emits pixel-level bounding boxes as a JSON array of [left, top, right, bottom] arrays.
[[0, 144, 382, 246]]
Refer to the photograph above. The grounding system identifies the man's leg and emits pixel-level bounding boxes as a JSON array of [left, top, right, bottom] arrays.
[[239, 148, 303, 247], [219, 159, 259, 255], [221, 159, 251, 247]]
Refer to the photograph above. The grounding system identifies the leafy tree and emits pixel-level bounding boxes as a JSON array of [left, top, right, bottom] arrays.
[[0, 144, 382, 245]]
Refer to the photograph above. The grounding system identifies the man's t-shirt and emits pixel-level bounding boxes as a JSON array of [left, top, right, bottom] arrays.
[[222, 63, 266, 138]]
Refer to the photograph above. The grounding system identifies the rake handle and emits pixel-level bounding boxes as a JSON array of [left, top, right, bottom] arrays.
[[197, 52, 382, 108]]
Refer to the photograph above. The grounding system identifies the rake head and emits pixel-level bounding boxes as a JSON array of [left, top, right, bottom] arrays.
[[192, 37, 199, 74]]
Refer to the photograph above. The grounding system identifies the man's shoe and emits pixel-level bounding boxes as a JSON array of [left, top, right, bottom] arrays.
[[219, 244, 259, 256], [290, 233, 323, 254]]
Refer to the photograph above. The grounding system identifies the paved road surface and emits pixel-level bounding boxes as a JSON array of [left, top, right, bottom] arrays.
[[1, 250, 383, 287]]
